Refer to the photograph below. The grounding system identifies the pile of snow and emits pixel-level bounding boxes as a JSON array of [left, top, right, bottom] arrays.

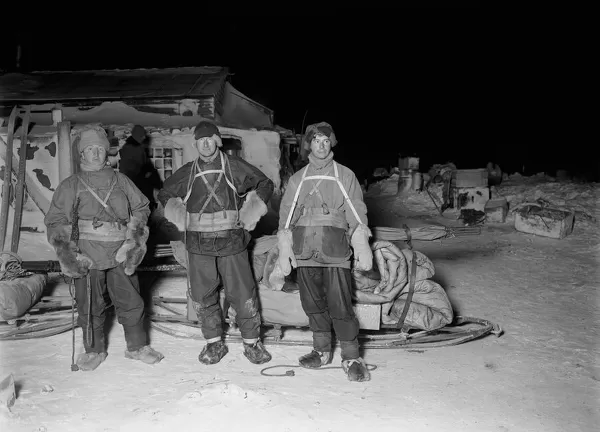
[[365, 173, 400, 196], [365, 171, 599, 228], [494, 173, 599, 225], [365, 174, 447, 214]]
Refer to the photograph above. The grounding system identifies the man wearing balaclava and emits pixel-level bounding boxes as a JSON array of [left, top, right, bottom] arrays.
[[277, 122, 373, 382], [44, 126, 164, 371], [157, 121, 274, 366]]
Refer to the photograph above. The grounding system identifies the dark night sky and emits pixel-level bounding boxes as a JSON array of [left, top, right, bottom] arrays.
[[1, 9, 596, 181]]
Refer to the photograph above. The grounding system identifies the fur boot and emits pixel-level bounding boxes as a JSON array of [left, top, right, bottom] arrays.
[[48, 225, 93, 278], [116, 217, 150, 276], [164, 197, 187, 232], [238, 190, 268, 232]]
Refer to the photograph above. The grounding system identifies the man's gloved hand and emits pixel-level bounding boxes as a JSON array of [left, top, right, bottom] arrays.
[[351, 224, 373, 271], [276, 229, 297, 276]]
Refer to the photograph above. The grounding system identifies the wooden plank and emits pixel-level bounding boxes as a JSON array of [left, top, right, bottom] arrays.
[[11, 106, 31, 253], [0, 106, 18, 251], [57, 121, 72, 182], [0, 136, 51, 215]]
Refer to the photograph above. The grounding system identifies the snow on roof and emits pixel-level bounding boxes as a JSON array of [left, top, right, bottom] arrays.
[[0, 67, 229, 103]]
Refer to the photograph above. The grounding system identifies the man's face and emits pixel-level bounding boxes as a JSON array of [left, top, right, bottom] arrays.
[[81, 145, 107, 165], [310, 133, 332, 159], [195, 134, 220, 158]]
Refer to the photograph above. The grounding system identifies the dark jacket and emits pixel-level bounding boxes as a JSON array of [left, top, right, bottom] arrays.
[[158, 151, 274, 256], [119, 137, 160, 204]]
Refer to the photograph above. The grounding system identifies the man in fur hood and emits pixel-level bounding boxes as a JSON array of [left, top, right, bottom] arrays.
[[277, 122, 373, 382], [44, 126, 164, 371], [157, 120, 274, 366]]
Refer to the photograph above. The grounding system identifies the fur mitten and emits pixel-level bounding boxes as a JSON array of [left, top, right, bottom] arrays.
[[48, 226, 93, 278], [164, 197, 187, 232], [276, 229, 297, 276], [238, 190, 268, 232], [351, 224, 373, 271], [116, 217, 150, 276]]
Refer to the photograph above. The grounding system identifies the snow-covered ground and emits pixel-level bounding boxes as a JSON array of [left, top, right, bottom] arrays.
[[1, 175, 598, 432]]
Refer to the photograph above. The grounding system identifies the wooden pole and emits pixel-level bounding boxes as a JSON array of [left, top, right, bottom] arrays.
[[0, 107, 18, 251], [0, 135, 50, 215], [10, 106, 31, 253], [51, 109, 63, 126], [57, 121, 72, 182]]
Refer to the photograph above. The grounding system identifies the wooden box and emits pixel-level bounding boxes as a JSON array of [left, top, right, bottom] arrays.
[[353, 303, 381, 330], [398, 156, 420, 171], [453, 186, 490, 212], [514, 205, 575, 239], [485, 197, 508, 222], [452, 169, 489, 188]]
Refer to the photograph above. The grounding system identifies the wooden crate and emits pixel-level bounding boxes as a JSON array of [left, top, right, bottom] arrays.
[[452, 169, 488, 188], [453, 186, 490, 211], [353, 303, 381, 330], [514, 205, 575, 239], [485, 197, 508, 222]]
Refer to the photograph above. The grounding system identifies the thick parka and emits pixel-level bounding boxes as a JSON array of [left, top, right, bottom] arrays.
[[278, 153, 368, 268], [157, 154, 274, 256], [45, 167, 151, 270]]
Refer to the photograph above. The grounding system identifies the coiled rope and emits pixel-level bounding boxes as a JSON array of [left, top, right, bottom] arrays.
[[0, 251, 32, 282]]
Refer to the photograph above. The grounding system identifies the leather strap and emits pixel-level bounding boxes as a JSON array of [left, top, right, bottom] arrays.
[[396, 255, 417, 331]]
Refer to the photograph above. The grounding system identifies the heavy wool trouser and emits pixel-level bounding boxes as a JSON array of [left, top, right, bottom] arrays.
[[188, 250, 261, 341], [74, 266, 146, 353], [296, 267, 360, 360]]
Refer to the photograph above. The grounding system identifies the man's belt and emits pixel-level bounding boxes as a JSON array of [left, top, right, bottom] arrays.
[[199, 230, 233, 238], [74, 220, 127, 241], [187, 210, 239, 232], [295, 207, 348, 229]]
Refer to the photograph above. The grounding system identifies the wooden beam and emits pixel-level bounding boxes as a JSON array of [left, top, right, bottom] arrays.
[[57, 121, 72, 182], [11, 106, 31, 253], [0, 135, 50, 216]]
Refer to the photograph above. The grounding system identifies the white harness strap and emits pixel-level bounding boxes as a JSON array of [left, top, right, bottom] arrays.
[[78, 176, 117, 210], [183, 152, 238, 204], [284, 162, 363, 229]]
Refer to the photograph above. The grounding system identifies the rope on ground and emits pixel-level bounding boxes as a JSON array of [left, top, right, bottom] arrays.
[[260, 364, 378, 377], [0, 251, 32, 281]]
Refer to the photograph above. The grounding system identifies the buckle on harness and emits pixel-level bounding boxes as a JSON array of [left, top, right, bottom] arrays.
[[321, 203, 330, 215], [92, 217, 103, 229]]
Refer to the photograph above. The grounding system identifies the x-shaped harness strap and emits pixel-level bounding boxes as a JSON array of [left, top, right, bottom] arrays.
[[183, 152, 236, 218], [77, 174, 126, 224], [284, 162, 363, 229]]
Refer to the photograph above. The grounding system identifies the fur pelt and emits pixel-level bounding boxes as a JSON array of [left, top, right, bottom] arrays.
[[238, 190, 268, 232], [116, 217, 150, 276], [276, 229, 296, 276], [164, 197, 187, 232], [48, 226, 93, 278]]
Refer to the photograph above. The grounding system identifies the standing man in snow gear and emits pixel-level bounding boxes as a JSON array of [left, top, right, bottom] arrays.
[[277, 122, 373, 382], [119, 125, 161, 211], [44, 126, 164, 371], [157, 120, 274, 365]]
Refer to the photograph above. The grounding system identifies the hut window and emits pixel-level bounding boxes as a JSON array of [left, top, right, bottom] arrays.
[[221, 137, 242, 158], [149, 147, 174, 180]]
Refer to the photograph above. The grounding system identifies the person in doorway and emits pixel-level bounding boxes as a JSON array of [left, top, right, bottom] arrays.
[[44, 126, 164, 371], [276, 122, 373, 382], [119, 125, 161, 211], [157, 120, 274, 365]]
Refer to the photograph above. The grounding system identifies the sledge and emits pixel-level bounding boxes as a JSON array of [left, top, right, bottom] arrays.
[[2, 230, 502, 348], [148, 236, 502, 349]]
